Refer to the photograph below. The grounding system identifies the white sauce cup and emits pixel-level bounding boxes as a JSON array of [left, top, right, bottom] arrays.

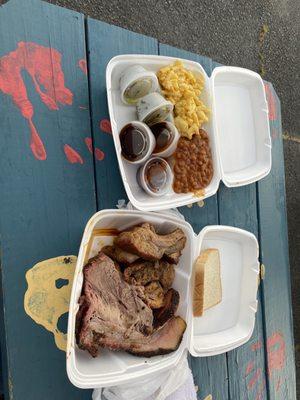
[[136, 92, 173, 125], [120, 65, 158, 105]]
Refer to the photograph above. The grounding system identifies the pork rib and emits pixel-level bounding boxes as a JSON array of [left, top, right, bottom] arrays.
[[124, 259, 175, 289], [101, 245, 140, 265], [153, 289, 180, 328], [115, 224, 186, 261]]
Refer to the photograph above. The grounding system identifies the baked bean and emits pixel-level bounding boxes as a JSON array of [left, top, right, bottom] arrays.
[[172, 129, 213, 194]]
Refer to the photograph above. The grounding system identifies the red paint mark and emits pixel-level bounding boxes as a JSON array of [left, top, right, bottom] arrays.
[[275, 377, 282, 392], [247, 368, 262, 390], [78, 59, 87, 75], [255, 382, 265, 400], [251, 341, 262, 351], [264, 82, 277, 121], [95, 147, 105, 161], [29, 119, 47, 160], [267, 332, 286, 377], [85, 137, 93, 154], [245, 360, 255, 376], [84, 137, 104, 161], [64, 144, 83, 164], [271, 126, 279, 140], [0, 41, 73, 160], [99, 119, 112, 134]]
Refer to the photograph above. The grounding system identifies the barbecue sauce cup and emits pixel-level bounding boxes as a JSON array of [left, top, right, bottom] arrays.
[[137, 157, 173, 197], [151, 121, 180, 158], [119, 121, 155, 165]]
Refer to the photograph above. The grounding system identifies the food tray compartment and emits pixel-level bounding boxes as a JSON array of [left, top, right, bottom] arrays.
[[107, 55, 271, 212], [211, 67, 271, 187], [67, 209, 194, 388], [106, 55, 221, 211], [190, 226, 259, 356]]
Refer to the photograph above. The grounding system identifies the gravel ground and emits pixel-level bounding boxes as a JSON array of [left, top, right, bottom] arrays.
[[1, 0, 300, 394]]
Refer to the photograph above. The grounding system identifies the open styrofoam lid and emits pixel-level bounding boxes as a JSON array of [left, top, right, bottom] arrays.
[[211, 67, 272, 187], [189, 225, 259, 356]]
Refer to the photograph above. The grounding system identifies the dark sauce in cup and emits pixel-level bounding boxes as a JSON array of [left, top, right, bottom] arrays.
[[120, 123, 148, 162], [151, 122, 173, 153], [145, 158, 168, 193]]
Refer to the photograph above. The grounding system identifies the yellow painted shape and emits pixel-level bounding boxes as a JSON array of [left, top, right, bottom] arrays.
[[24, 255, 77, 351]]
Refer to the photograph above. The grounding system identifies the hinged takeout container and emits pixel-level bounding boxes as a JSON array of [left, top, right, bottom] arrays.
[[106, 55, 271, 211], [67, 209, 259, 388]]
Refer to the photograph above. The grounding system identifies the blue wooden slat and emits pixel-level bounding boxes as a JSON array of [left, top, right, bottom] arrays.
[[257, 84, 296, 399], [213, 58, 268, 400], [0, 0, 96, 398], [0, 277, 7, 399], [86, 18, 158, 209], [159, 44, 228, 400], [218, 183, 268, 400]]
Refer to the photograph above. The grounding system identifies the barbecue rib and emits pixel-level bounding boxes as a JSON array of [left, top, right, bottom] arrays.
[[153, 289, 180, 328], [101, 245, 140, 265], [114, 224, 186, 261], [76, 252, 186, 357], [144, 281, 165, 309], [124, 260, 175, 289]]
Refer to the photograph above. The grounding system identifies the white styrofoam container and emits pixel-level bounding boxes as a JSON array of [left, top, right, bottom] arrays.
[[67, 209, 259, 388], [106, 55, 272, 211]]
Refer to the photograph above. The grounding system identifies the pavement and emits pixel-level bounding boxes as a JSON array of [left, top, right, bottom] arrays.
[[2, 0, 300, 394]]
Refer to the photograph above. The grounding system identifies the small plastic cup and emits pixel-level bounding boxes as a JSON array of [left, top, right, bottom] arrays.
[[137, 156, 173, 197], [136, 93, 173, 125], [120, 65, 158, 105], [151, 121, 180, 158], [119, 121, 155, 165]]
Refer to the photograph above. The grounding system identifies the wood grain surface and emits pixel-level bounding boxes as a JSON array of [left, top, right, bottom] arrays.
[[0, 0, 95, 398], [257, 84, 296, 399], [0, 0, 295, 399]]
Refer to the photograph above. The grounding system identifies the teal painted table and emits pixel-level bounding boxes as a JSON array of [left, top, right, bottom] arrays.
[[0, 0, 296, 399]]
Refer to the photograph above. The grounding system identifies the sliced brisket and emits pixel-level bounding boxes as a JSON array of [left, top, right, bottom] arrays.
[[76, 252, 186, 358], [77, 252, 153, 357], [127, 316, 186, 357]]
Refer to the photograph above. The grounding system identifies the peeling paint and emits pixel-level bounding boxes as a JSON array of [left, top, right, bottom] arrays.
[[24, 256, 77, 351]]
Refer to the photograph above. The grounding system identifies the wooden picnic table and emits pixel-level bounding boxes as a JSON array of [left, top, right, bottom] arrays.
[[0, 0, 296, 399]]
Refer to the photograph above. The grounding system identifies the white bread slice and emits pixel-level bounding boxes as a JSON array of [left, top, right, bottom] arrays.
[[193, 248, 222, 317]]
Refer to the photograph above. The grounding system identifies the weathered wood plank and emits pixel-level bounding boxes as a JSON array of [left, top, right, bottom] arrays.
[[257, 83, 296, 399], [218, 183, 268, 400], [159, 44, 228, 400], [0, 282, 7, 399], [0, 0, 96, 398], [213, 57, 268, 400], [86, 18, 158, 209]]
